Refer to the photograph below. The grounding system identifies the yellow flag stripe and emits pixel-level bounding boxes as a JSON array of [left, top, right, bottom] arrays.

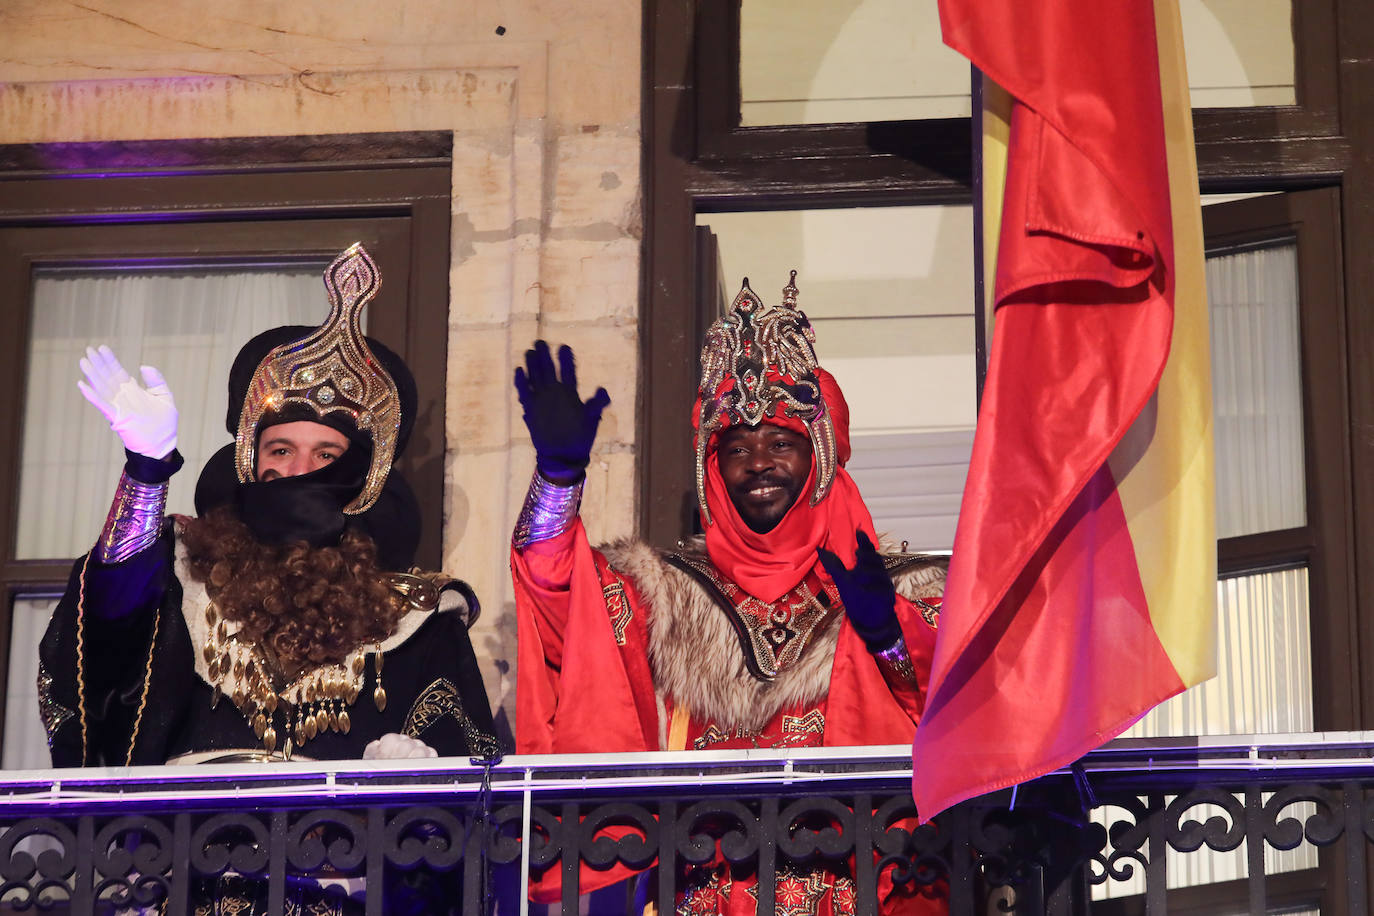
[[979, 75, 1013, 346], [1110, 0, 1217, 688], [978, 1, 1217, 690]]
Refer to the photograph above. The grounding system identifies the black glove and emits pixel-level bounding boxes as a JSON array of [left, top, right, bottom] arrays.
[[514, 340, 611, 483], [818, 530, 901, 653]]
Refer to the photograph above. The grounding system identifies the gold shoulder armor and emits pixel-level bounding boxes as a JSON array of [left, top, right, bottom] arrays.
[[381, 570, 479, 627], [381, 570, 448, 613]]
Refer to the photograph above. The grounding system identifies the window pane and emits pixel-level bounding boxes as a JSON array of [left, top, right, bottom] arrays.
[[1207, 242, 1306, 538], [1181, 0, 1296, 107], [4, 595, 59, 770], [1125, 566, 1312, 738], [738, 0, 1294, 127], [698, 206, 976, 549], [740, 0, 969, 125], [16, 267, 326, 560]]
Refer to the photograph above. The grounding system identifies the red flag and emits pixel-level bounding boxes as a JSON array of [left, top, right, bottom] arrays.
[[912, 0, 1213, 818]]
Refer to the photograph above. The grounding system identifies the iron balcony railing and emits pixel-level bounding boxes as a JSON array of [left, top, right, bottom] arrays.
[[0, 733, 1371, 914]]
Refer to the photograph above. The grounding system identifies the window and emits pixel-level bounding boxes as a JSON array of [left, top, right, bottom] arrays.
[[0, 138, 452, 767]]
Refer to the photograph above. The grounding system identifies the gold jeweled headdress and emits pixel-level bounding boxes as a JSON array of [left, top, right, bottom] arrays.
[[234, 243, 402, 514], [695, 271, 838, 525]]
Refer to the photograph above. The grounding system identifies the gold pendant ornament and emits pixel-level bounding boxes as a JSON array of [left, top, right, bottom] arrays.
[[200, 601, 377, 757]]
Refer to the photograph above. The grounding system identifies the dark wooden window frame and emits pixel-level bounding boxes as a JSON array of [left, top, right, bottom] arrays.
[[0, 135, 453, 760]]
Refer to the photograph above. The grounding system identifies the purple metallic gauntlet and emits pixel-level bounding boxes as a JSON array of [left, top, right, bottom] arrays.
[[873, 635, 918, 690], [95, 470, 168, 564], [512, 471, 584, 549]]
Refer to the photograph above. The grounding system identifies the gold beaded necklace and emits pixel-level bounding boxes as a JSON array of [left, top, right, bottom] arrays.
[[202, 601, 387, 759]]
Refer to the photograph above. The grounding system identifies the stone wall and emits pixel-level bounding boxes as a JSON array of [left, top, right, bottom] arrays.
[[0, 0, 643, 738]]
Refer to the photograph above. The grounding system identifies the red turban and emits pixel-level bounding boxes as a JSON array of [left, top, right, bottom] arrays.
[[696, 368, 876, 602]]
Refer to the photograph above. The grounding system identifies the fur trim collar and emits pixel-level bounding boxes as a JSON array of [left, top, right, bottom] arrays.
[[602, 537, 838, 736], [601, 537, 947, 740]]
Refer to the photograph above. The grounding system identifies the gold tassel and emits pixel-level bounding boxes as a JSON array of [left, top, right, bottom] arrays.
[[372, 648, 386, 712]]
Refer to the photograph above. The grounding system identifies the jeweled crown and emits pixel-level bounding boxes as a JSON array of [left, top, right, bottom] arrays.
[[695, 271, 838, 525]]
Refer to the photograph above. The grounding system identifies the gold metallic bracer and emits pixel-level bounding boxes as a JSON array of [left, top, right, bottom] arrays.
[[694, 271, 837, 525], [233, 243, 402, 514], [95, 470, 168, 564]]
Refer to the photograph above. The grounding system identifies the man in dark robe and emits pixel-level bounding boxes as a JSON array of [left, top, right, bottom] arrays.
[[39, 243, 495, 768]]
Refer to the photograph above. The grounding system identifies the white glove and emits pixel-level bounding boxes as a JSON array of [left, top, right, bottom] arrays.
[[77, 345, 178, 459], [362, 733, 439, 760]]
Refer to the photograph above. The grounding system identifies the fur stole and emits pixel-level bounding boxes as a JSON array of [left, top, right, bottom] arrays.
[[600, 536, 946, 737]]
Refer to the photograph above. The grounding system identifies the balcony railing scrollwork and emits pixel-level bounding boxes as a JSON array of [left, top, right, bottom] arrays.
[[0, 733, 1369, 914]]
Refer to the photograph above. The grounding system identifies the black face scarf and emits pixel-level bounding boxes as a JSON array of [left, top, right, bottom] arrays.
[[235, 438, 369, 549], [200, 325, 424, 572], [194, 440, 422, 572]]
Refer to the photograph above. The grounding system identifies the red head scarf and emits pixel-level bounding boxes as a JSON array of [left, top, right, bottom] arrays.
[[695, 368, 877, 602]]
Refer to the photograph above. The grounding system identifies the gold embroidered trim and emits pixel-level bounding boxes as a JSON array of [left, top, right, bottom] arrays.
[[402, 677, 466, 736], [692, 724, 731, 750], [666, 552, 838, 680], [692, 709, 826, 750], [125, 606, 161, 766], [915, 596, 941, 629], [603, 580, 632, 646], [402, 677, 500, 755], [74, 554, 91, 764], [36, 663, 74, 747], [743, 863, 829, 916], [781, 710, 825, 736]]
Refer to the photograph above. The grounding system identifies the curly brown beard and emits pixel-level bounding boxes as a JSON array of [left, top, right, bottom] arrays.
[[179, 508, 406, 671]]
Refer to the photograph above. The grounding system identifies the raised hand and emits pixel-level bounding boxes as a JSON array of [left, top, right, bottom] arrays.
[[818, 530, 901, 653], [77, 345, 178, 459], [513, 340, 611, 484]]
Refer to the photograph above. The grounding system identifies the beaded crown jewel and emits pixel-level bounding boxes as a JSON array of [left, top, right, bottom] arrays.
[[233, 243, 402, 514], [695, 271, 838, 525]]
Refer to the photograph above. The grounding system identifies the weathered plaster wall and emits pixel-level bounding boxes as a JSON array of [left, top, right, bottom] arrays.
[[0, 0, 643, 739]]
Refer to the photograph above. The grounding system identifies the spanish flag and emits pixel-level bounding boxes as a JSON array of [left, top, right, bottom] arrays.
[[911, 0, 1216, 819]]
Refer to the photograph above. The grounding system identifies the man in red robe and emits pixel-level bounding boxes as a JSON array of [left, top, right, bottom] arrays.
[[511, 274, 945, 914]]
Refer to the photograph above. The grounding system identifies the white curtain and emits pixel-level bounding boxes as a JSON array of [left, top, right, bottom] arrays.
[[846, 429, 974, 552], [1208, 243, 1305, 538], [5, 267, 324, 769]]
